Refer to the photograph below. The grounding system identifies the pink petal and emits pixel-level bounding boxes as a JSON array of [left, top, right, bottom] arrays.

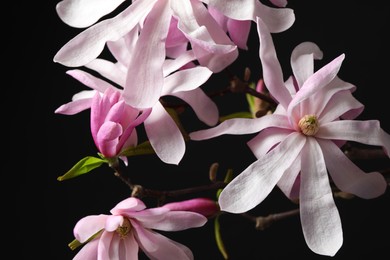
[[134, 226, 193, 260], [287, 54, 345, 128], [54, 0, 157, 67], [74, 214, 108, 243], [56, 0, 126, 28], [144, 102, 185, 164], [66, 69, 113, 93], [218, 132, 305, 213], [227, 19, 251, 50], [247, 127, 293, 157], [318, 139, 387, 199], [290, 41, 323, 88], [98, 231, 117, 260], [123, 0, 171, 109], [140, 211, 207, 231], [299, 138, 342, 256], [257, 16, 292, 110], [269, 0, 288, 7], [173, 88, 219, 126], [105, 215, 125, 232], [317, 120, 390, 155], [276, 156, 301, 200], [111, 197, 147, 215], [122, 233, 139, 260], [162, 66, 213, 95], [96, 121, 122, 157], [54, 97, 93, 115], [73, 238, 99, 260], [189, 114, 290, 140], [163, 50, 196, 76]]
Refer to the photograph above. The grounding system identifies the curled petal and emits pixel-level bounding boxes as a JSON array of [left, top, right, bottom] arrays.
[[111, 197, 147, 215], [74, 215, 108, 243]]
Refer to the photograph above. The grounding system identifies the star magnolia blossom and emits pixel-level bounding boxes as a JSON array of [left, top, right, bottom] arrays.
[[55, 29, 217, 164], [72, 197, 207, 260], [189, 17, 390, 256], [54, 0, 295, 73]]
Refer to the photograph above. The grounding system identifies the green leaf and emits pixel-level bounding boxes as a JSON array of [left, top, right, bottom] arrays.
[[219, 112, 253, 122], [214, 215, 229, 259], [119, 141, 156, 157], [57, 156, 107, 181]]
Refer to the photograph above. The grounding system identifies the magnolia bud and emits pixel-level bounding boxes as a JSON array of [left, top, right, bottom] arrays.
[[162, 198, 220, 218]]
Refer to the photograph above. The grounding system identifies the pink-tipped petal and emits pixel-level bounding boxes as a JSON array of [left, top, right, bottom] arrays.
[[74, 214, 108, 243], [141, 211, 207, 231], [111, 197, 147, 215], [54, 97, 93, 115]]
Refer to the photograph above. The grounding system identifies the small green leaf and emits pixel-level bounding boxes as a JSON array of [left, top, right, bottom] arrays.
[[68, 229, 103, 250], [214, 215, 229, 259], [57, 156, 107, 181], [219, 112, 253, 122], [119, 141, 156, 157]]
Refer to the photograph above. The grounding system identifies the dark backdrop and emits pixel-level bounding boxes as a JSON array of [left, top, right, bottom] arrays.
[[19, 1, 390, 259]]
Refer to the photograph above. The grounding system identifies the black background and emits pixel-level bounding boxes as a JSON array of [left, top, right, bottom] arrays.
[[19, 0, 390, 259]]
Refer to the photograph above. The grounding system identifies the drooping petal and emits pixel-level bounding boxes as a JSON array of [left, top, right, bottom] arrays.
[[172, 89, 219, 126], [257, 16, 292, 110], [123, 0, 172, 109], [317, 120, 390, 156], [144, 102, 185, 164], [218, 132, 305, 213], [290, 41, 323, 89], [54, 0, 158, 67], [134, 226, 193, 260], [141, 211, 207, 231], [189, 114, 290, 140], [318, 139, 387, 199], [299, 137, 342, 256], [162, 66, 212, 95], [74, 214, 108, 243], [73, 237, 99, 260], [56, 0, 126, 28]]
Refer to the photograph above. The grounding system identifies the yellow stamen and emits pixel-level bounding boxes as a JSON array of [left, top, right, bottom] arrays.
[[298, 114, 319, 136], [116, 218, 132, 239]]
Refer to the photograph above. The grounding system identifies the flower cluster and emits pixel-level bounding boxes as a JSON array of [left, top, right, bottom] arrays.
[[53, 0, 390, 259]]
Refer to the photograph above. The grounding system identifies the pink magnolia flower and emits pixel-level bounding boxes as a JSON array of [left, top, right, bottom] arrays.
[[55, 30, 217, 164], [72, 197, 207, 260], [89, 88, 151, 159], [189, 17, 390, 256], [54, 0, 295, 73]]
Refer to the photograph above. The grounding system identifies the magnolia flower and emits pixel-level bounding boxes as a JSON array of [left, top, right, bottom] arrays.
[[54, 0, 295, 73], [72, 197, 207, 260], [89, 88, 151, 161], [189, 17, 390, 256], [55, 29, 217, 164]]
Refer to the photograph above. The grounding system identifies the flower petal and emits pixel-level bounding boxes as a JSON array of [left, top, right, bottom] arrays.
[[56, 0, 126, 28], [111, 197, 147, 216], [299, 137, 342, 256], [54, 0, 157, 67], [189, 114, 290, 140], [73, 238, 99, 260], [141, 211, 207, 231], [247, 127, 293, 157], [144, 102, 185, 164], [318, 139, 387, 199], [74, 214, 108, 243], [54, 97, 93, 115], [219, 132, 305, 213], [134, 226, 193, 260]]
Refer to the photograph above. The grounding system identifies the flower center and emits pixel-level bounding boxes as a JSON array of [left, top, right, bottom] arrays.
[[298, 114, 319, 136], [116, 218, 132, 239]]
